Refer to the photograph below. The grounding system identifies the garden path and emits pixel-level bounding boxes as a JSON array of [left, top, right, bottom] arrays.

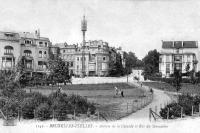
[[121, 82, 172, 122]]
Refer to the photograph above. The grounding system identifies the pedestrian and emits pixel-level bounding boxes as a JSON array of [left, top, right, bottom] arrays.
[[121, 90, 124, 97], [115, 86, 119, 95], [150, 88, 153, 94]]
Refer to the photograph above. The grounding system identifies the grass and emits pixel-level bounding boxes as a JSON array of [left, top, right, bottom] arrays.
[[142, 82, 200, 95], [24, 83, 151, 121]]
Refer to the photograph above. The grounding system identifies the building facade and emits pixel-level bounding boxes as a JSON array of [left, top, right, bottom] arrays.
[[57, 40, 111, 77], [159, 41, 199, 77], [0, 30, 51, 77], [0, 30, 125, 77]]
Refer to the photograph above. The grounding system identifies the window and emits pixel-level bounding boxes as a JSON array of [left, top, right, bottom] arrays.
[[77, 65, 79, 69], [159, 57, 162, 63], [77, 57, 79, 61], [63, 50, 65, 53], [2, 57, 14, 68], [66, 62, 70, 66], [187, 55, 190, 62], [45, 42, 48, 47], [25, 40, 32, 44], [166, 55, 170, 62], [44, 51, 47, 58], [4, 46, 13, 54], [24, 50, 32, 57], [175, 63, 182, 70], [166, 63, 170, 74], [26, 60, 32, 69], [174, 55, 182, 62], [70, 62, 73, 67], [39, 51, 42, 58], [103, 57, 106, 61]]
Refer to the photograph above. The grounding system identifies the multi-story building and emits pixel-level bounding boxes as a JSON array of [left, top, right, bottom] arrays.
[[0, 30, 124, 77], [159, 41, 199, 77], [0, 31, 21, 70], [57, 40, 110, 77], [0, 30, 51, 77]]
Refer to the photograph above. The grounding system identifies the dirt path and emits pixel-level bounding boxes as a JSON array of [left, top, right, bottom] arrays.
[[121, 85, 172, 121]]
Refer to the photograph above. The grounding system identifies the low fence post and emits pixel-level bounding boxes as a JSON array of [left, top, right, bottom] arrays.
[[34, 109, 36, 121], [199, 104, 200, 116], [74, 109, 76, 120], [149, 108, 151, 121], [132, 101, 134, 112], [192, 106, 194, 116], [167, 108, 169, 120], [127, 102, 129, 114], [52, 110, 55, 121], [97, 111, 99, 121], [155, 106, 157, 114], [181, 107, 183, 118]]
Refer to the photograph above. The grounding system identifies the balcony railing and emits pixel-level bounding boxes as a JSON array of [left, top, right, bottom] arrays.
[[4, 53, 14, 56]]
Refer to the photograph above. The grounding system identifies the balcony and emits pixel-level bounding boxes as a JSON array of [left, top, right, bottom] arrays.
[[4, 52, 14, 56], [24, 67, 34, 71]]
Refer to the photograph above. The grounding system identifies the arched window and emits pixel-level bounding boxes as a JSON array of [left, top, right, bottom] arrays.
[[25, 40, 32, 44], [24, 50, 32, 57], [4, 46, 14, 54], [39, 51, 42, 58]]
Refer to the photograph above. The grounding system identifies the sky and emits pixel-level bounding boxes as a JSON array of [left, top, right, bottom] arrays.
[[0, 0, 200, 59]]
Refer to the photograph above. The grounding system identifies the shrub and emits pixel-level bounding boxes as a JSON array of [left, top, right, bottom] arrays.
[[54, 102, 69, 121], [2, 98, 20, 119], [35, 103, 51, 120], [21, 97, 35, 119], [178, 94, 193, 116], [160, 103, 182, 119]]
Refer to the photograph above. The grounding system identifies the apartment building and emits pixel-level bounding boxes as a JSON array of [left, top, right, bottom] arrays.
[[57, 40, 111, 76], [159, 41, 199, 77], [0, 32, 21, 70], [0, 30, 51, 77]]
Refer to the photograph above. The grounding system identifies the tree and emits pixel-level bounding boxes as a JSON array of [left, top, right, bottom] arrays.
[[173, 69, 182, 92], [108, 52, 124, 76], [142, 49, 160, 77], [124, 51, 143, 74], [48, 56, 71, 85], [185, 64, 190, 76]]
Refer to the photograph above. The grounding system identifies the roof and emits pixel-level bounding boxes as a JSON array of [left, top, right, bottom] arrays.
[[19, 32, 50, 41], [162, 41, 198, 49], [0, 31, 20, 41]]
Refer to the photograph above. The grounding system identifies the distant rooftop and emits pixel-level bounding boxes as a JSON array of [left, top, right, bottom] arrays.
[[0, 31, 20, 41], [162, 41, 198, 48]]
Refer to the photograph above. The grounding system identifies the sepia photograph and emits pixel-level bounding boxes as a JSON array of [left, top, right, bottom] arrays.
[[0, 0, 199, 133]]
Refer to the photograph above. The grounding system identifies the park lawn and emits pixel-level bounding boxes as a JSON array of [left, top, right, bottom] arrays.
[[25, 83, 150, 120], [142, 82, 200, 95]]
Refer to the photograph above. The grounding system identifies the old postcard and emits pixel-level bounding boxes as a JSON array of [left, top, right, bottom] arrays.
[[0, 0, 199, 133]]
